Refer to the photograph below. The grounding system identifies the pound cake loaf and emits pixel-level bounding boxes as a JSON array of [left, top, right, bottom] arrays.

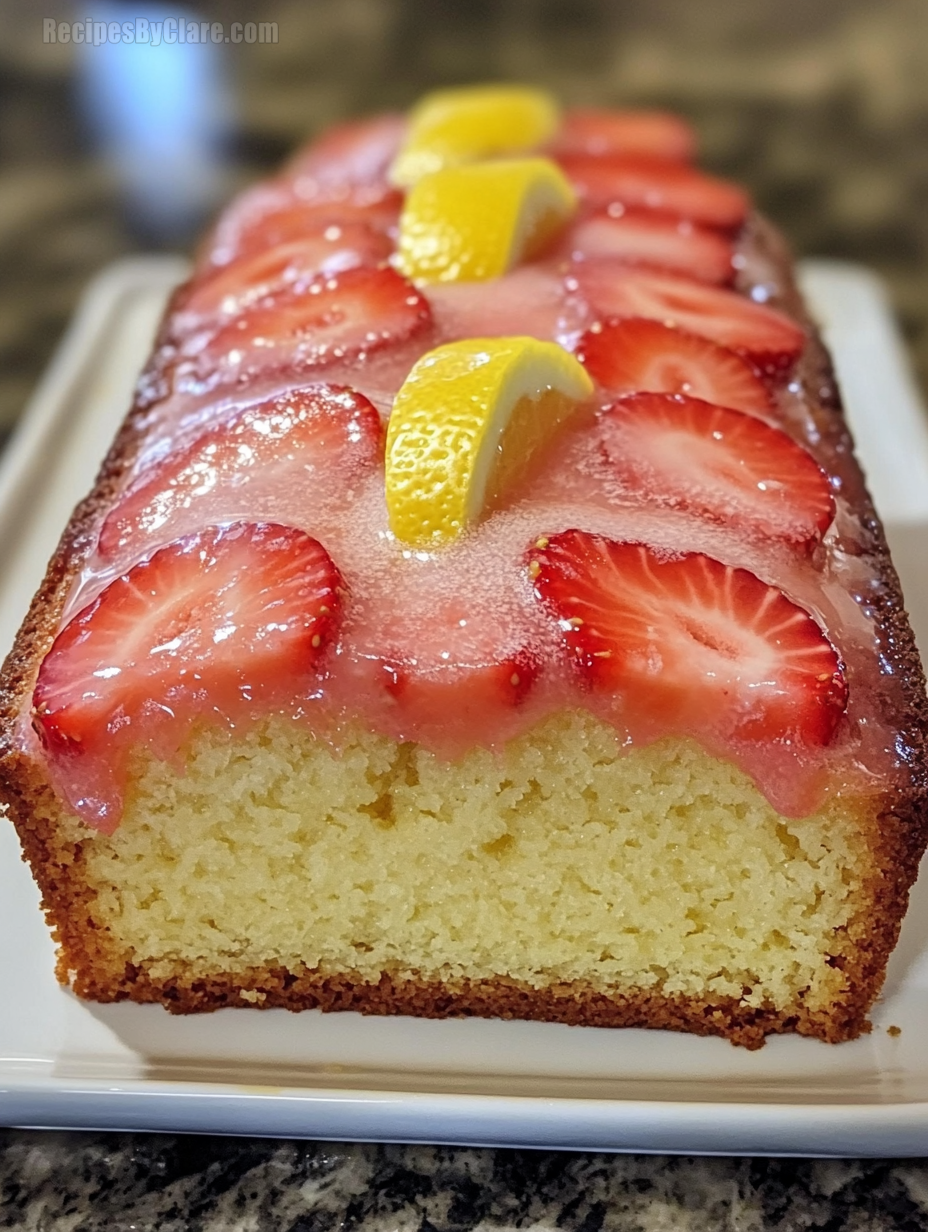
[[2, 86, 927, 1048]]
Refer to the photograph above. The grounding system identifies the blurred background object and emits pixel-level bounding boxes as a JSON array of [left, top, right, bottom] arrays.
[[2, 0, 928, 446], [76, 2, 232, 240]]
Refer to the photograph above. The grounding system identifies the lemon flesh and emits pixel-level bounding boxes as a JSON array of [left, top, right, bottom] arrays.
[[385, 337, 594, 545], [390, 84, 560, 187], [397, 158, 576, 284]]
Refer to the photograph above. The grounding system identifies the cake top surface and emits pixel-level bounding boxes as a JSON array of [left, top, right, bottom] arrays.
[[17, 85, 926, 829]]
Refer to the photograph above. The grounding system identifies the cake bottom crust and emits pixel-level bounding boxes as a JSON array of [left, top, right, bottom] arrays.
[[70, 961, 870, 1051]]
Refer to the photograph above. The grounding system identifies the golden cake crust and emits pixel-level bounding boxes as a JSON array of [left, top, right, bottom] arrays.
[[62, 962, 884, 1051], [1, 214, 927, 1048]]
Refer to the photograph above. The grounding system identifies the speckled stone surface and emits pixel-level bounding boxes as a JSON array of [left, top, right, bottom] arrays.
[[3, 1133, 928, 1231], [2, 0, 928, 1222]]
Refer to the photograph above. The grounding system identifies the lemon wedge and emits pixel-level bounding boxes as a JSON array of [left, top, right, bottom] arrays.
[[385, 337, 594, 545], [396, 158, 576, 284], [390, 84, 560, 187]]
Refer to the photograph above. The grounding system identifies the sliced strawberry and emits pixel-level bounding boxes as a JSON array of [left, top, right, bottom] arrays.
[[529, 531, 847, 746], [34, 522, 344, 829], [552, 109, 696, 162], [179, 227, 394, 325], [557, 154, 748, 230], [350, 573, 540, 754], [238, 195, 401, 255], [379, 644, 538, 740], [98, 386, 383, 561], [566, 210, 733, 284], [203, 181, 402, 267], [177, 266, 432, 392], [573, 264, 805, 372], [285, 114, 406, 188], [575, 318, 775, 417], [596, 393, 834, 548]]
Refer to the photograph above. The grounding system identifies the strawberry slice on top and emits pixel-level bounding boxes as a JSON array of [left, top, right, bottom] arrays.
[[98, 385, 384, 562], [285, 114, 407, 189], [374, 638, 538, 752], [346, 549, 542, 757], [34, 522, 344, 830], [557, 154, 749, 230], [176, 265, 433, 394], [596, 393, 834, 549], [575, 318, 775, 418], [573, 263, 805, 373], [529, 530, 847, 747], [552, 109, 696, 162], [203, 181, 402, 269], [178, 227, 394, 326], [566, 210, 734, 285]]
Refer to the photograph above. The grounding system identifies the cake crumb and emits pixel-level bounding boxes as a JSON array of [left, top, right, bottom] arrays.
[[76, 712, 869, 1033], [887, 1024, 902, 1037]]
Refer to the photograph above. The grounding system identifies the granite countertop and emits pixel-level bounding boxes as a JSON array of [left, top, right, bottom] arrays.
[[2, 0, 928, 1222], [3, 1133, 928, 1230]]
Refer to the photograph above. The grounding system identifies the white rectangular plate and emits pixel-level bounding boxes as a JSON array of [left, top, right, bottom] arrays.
[[1, 257, 928, 1155]]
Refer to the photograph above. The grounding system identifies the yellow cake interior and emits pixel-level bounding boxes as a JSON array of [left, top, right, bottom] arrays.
[[52, 709, 869, 1016]]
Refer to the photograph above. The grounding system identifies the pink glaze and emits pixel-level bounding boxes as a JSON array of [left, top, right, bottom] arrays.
[[29, 119, 919, 829]]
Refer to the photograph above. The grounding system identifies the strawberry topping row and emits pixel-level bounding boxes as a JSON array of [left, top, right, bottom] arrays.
[[152, 105, 799, 402], [35, 515, 846, 831], [32, 103, 860, 829]]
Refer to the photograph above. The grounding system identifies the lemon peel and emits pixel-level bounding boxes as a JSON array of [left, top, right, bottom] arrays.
[[397, 157, 576, 284], [390, 84, 560, 187], [385, 337, 594, 545]]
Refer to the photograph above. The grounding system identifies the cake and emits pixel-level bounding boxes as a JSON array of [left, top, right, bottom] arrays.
[[1, 86, 926, 1049]]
